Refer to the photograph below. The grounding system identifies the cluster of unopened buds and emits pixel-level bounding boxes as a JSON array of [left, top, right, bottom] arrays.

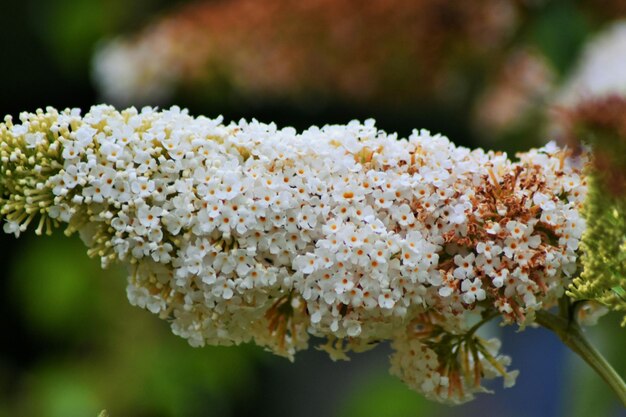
[[0, 105, 587, 403]]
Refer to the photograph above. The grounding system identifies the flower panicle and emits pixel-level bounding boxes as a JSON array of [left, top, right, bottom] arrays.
[[0, 105, 588, 403]]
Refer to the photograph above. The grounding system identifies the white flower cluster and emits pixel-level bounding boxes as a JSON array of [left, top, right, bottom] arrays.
[[0, 105, 587, 403], [558, 20, 626, 104], [390, 317, 519, 404]]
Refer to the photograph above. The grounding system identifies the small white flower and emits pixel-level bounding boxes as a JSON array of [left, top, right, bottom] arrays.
[[453, 253, 475, 279], [485, 222, 501, 235], [476, 241, 502, 260], [448, 203, 467, 224], [492, 268, 508, 288], [533, 192, 556, 211], [506, 221, 527, 239], [137, 205, 162, 229], [378, 291, 395, 309], [461, 278, 486, 304]]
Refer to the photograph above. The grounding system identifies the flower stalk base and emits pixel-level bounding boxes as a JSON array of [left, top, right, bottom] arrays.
[[536, 309, 626, 407]]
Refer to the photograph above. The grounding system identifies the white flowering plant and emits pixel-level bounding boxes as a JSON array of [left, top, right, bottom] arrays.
[[0, 104, 624, 406]]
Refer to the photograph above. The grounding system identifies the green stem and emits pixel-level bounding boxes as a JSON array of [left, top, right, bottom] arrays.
[[466, 310, 499, 337], [536, 310, 626, 407]]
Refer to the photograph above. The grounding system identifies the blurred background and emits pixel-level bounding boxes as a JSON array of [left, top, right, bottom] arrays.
[[0, 0, 626, 416]]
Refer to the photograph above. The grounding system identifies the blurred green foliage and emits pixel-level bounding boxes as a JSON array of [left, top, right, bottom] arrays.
[[31, 0, 188, 76], [338, 369, 435, 417], [526, 2, 590, 76], [13, 235, 100, 339], [7, 234, 258, 417]]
